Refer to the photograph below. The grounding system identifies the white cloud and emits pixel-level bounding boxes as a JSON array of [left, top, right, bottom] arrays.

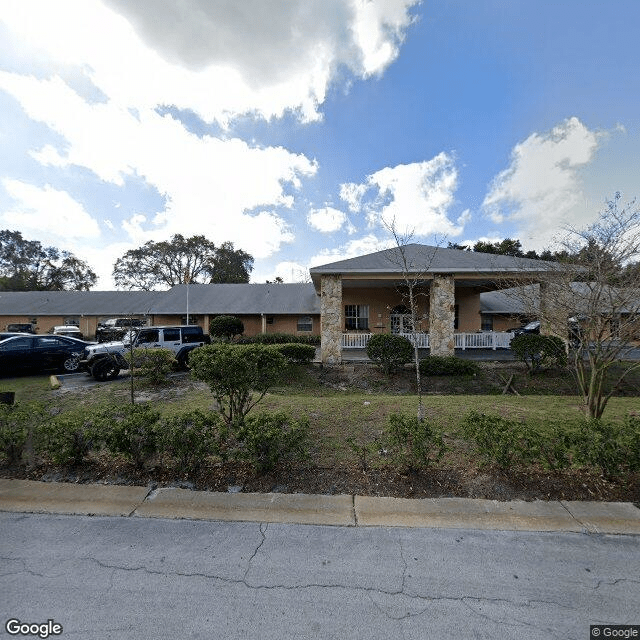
[[0, 0, 419, 124], [0, 71, 315, 260], [482, 117, 603, 248], [340, 152, 464, 237], [307, 206, 348, 233], [270, 261, 311, 284], [308, 234, 392, 267], [1, 178, 100, 239]]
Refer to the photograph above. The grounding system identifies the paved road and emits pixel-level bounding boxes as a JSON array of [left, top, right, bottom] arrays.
[[1, 511, 638, 640]]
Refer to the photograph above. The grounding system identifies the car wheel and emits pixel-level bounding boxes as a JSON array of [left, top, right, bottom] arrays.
[[177, 351, 190, 370], [61, 356, 81, 373], [91, 359, 120, 381]]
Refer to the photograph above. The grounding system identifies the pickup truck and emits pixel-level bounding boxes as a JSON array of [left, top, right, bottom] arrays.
[[82, 325, 210, 381]]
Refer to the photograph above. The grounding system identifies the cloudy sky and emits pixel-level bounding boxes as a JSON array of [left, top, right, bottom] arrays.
[[1, 0, 638, 288]]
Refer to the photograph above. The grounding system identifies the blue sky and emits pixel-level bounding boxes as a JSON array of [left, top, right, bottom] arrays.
[[0, 0, 638, 288]]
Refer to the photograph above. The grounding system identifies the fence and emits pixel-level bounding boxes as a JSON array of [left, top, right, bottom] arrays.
[[342, 332, 514, 350]]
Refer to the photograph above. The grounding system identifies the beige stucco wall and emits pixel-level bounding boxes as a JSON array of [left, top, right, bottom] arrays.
[[455, 287, 481, 332], [1, 315, 100, 339], [341, 284, 482, 334], [341, 286, 430, 333]]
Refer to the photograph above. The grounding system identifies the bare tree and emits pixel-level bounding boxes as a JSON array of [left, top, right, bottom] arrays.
[[384, 221, 441, 421], [512, 193, 640, 418]]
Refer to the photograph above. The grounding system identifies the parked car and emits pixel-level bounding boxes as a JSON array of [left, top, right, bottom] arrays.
[[95, 318, 146, 343], [511, 320, 540, 336], [82, 325, 210, 381], [51, 325, 84, 339], [0, 332, 32, 341], [6, 323, 35, 334], [0, 334, 93, 376]]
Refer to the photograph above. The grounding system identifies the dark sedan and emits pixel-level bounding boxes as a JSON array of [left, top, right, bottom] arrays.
[[0, 334, 92, 375]]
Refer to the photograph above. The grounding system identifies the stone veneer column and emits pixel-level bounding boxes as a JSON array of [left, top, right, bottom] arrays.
[[429, 274, 455, 355], [320, 274, 342, 365]]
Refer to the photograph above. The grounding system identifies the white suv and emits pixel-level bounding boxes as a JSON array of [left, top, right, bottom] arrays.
[[82, 325, 210, 381]]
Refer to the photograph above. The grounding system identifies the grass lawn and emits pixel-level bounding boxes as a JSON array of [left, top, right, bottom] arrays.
[[1, 362, 638, 503]]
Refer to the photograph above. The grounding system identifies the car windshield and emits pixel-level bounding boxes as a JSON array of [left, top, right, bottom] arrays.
[[524, 321, 540, 330], [122, 330, 138, 345]]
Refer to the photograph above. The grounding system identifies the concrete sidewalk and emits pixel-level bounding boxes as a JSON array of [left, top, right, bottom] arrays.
[[1, 478, 639, 534]]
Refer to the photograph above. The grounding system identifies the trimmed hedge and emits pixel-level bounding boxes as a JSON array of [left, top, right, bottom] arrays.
[[236, 332, 320, 345], [274, 343, 316, 364], [419, 355, 480, 376], [510, 334, 567, 372], [366, 333, 414, 374], [209, 315, 244, 340]]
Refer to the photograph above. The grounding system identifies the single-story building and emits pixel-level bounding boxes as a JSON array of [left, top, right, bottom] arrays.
[[0, 243, 572, 363]]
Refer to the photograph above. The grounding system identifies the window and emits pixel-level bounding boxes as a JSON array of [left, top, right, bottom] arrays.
[[181, 327, 202, 343], [297, 316, 313, 332], [163, 328, 180, 341], [481, 315, 494, 332], [63, 317, 80, 326], [137, 329, 159, 344], [1, 337, 31, 351], [345, 305, 369, 330]]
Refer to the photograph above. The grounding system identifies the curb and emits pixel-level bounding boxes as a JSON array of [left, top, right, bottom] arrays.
[[1, 479, 639, 534]]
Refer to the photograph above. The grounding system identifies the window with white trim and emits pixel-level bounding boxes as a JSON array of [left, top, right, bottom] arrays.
[[345, 305, 369, 330]]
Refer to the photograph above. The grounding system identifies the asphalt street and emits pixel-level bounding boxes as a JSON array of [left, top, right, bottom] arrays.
[[2, 511, 638, 640]]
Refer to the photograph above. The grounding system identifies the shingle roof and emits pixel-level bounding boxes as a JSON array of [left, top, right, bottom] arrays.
[[0, 290, 163, 316], [0, 284, 320, 316], [310, 244, 557, 276], [154, 283, 320, 315]]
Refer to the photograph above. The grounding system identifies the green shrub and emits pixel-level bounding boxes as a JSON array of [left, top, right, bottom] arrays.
[[209, 315, 244, 340], [419, 355, 480, 376], [159, 409, 227, 473], [383, 413, 445, 471], [189, 343, 289, 427], [0, 402, 47, 465], [366, 334, 414, 374], [460, 411, 532, 469], [571, 416, 640, 477], [274, 343, 316, 364], [510, 334, 567, 373], [99, 404, 161, 469], [236, 333, 320, 345], [236, 411, 309, 473], [124, 347, 176, 385], [38, 413, 101, 466]]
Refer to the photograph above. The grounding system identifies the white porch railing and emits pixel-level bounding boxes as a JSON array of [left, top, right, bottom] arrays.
[[455, 332, 515, 350], [341, 332, 514, 350]]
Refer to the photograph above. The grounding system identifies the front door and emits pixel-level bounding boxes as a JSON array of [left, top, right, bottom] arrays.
[[390, 306, 413, 334]]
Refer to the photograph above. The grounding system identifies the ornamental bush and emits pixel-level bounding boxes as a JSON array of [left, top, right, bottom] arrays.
[[419, 355, 480, 376], [189, 343, 289, 427], [510, 334, 567, 373], [124, 347, 176, 385], [209, 315, 244, 341], [236, 411, 309, 473], [98, 404, 161, 469], [0, 402, 47, 465], [382, 413, 445, 471], [459, 411, 533, 469], [366, 333, 413, 374], [38, 413, 101, 467], [159, 409, 227, 472], [274, 343, 316, 364]]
